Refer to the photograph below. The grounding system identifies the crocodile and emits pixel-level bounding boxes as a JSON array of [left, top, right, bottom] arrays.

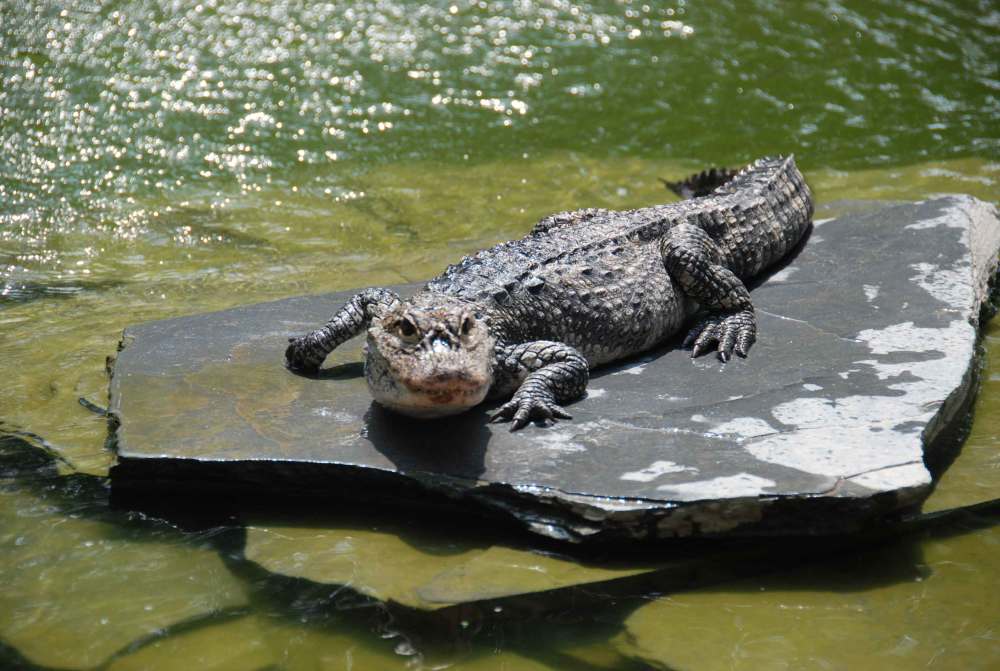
[[285, 155, 814, 430]]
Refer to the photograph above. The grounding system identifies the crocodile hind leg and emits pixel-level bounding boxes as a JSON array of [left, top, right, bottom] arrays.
[[660, 223, 756, 362], [285, 287, 400, 373], [489, 340, 589, 430]]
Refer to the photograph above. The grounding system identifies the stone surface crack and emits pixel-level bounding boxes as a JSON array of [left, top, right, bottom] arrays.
[[757, 309, 860, 344], [655, 376, 850, 421], [843, 460, 925, 481]]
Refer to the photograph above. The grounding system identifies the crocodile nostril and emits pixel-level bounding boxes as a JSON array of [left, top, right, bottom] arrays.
[[427, 331, 455, 352]]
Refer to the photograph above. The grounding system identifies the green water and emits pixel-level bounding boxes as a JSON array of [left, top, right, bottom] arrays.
[[1, 1, 998, 668]]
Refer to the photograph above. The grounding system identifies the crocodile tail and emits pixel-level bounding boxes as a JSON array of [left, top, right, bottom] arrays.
[[660, 167, 739, 200]]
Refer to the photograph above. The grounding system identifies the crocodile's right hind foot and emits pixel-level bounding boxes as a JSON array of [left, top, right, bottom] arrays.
[[683, 309, 757, 362], [660, 167, 738, 200]]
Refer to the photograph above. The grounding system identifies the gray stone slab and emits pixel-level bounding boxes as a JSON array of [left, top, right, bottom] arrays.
[[109, 196, 1000, 543]]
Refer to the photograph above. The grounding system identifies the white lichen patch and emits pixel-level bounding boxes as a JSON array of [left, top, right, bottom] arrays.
[[863, 284, 880, 302], [746, 422, 923, 479], [770, 395, 893, 430], [532, 429, 586, 453], [620, 460, 695, 483], [586, 387, 607, 399], [803, 383, 823, 391], [856, 319, 972, 356], [747, 319, 972, 487], [909, 262, 970, 309], [657, 473, 776, 501], [905, 197, 976, 231], [708, 416, 777, 439], [312, 408, 355, 423]]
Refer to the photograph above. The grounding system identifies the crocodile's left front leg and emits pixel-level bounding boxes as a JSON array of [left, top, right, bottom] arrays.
[[286, 287, 400, 373], [490, 340, 589, 431]]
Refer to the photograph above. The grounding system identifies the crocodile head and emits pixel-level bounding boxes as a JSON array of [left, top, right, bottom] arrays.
[[365, 294, 495, 418]]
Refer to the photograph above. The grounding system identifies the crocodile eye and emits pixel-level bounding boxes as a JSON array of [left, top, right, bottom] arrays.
[[397, 318, 418, 340], [461, 315, 474, 335]]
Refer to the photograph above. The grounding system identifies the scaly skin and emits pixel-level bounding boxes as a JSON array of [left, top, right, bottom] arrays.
[[286, 155, 814, 430]]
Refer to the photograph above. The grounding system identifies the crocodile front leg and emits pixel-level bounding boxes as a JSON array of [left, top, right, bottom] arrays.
[[285, 287, 400, 373], [661, 223, 756, 362], [490, 340, 589, 431]]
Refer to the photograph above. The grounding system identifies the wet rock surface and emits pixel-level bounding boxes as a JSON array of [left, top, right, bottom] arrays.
[[110, 196, 1000, 543]]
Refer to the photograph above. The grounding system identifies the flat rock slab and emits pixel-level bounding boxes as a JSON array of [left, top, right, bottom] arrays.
[[109, 197, 1000, 543]]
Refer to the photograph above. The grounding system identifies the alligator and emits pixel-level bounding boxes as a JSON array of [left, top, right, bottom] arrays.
[[285, 155, 814, 430]]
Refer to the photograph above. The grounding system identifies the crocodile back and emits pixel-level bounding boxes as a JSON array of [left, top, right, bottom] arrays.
[[423, 155, 813, 362]]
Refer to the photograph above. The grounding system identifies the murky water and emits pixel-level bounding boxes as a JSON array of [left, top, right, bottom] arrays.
[[2, 1, 998, 669]]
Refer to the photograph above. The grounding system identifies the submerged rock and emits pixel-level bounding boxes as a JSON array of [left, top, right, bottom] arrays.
[[109, 197, 1000, 543], [241, 522, 654, 611], [0, 454, 248, 670], [613, 516, 1000, 670], [103, 613, 412, 671]]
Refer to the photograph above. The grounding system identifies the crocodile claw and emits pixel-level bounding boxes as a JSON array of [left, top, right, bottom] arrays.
[[490, 396, 572, 431], [285, 334, 323, 373], [684, 310, 756, 362]]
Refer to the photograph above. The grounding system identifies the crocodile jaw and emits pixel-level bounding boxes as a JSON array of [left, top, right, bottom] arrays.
[[365, 345, 493, 418]]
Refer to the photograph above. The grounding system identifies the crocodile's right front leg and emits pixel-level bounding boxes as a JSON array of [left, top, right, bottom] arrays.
[[285, 287, 400, 373]]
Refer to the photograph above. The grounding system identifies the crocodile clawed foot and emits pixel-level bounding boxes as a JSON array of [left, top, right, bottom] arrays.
[[684, 310, 756, 362], [490, 395, 572, 431], [285, 334, 324, 373]]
